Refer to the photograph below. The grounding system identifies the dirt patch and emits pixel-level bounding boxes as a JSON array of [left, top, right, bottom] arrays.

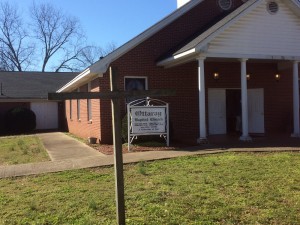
[[91, 143, 189, 155]]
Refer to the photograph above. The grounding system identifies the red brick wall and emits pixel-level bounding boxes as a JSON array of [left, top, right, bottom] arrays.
[[95, 0, 246, 144], [65, 79, 102, 142], [97, 61, 294, 144], [64, 0, 296, 144]]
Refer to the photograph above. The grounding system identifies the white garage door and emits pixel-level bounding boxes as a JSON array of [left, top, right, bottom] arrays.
[[30, 102, 58, 130]]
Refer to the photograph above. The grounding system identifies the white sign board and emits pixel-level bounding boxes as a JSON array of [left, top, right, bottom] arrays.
[[131, 107, 166, 134], [127, 98, 169, 151]]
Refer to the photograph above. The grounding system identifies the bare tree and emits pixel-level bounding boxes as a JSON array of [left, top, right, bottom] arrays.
[[78, 42, 117, 69], [31, 2, 86, 72], [0, 2, 117, 72], [0, 2, 35, 71]]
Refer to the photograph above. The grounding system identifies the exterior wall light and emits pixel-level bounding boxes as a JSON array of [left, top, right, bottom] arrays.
[[213, 72, 219, 80], [246, 74, 251, 80], [275, 73, 281, 81]]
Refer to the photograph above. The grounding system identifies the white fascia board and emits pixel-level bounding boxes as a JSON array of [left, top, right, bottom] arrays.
[[89, 0, 205, 74], [157, 48, 196, 66], [57, 68, 101, 93], [194, 0, 261, 52], [174, 48, 196, 59]]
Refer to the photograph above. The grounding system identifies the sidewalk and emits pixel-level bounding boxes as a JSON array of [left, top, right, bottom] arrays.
[[37, 132, 105, 160], [1, 132, 300, 178]]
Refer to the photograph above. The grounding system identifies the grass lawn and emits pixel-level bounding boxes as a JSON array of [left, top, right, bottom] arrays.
[[0, 135, 50, 166], [1, 152, 300, 224]]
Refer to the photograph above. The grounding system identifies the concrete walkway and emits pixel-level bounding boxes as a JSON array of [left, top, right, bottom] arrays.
[[37, 132, 104, 161], [1, 132, 300, 178]]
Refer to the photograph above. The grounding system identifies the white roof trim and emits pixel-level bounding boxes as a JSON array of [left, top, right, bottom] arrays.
[[92, 0, 204, 73], [57, 68, 100, 93], [158, 0, 260, 66], [58, 0, 204, 92], [157, 48, 197, 66]]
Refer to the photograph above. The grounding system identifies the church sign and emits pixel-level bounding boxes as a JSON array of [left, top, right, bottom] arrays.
[[127, 98, 169, 151], [131, 107, 166, 134]]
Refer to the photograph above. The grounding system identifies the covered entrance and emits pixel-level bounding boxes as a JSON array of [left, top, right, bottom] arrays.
[[157, 0, 300, 143], [208, 88, 265, 136]]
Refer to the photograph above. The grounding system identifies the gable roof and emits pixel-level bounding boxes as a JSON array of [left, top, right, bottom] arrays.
[[0, 72, 78, 100], [158, 0, 300, 66], [58, 0, 206, 92], [58, 0, 300, 92]]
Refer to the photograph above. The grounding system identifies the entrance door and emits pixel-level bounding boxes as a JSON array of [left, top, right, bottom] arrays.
[[248, 88, 265, 134], [208, 88, 264, 135], [208, 89, 226, 134]]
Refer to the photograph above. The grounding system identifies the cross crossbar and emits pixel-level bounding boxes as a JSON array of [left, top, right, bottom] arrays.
[[48, 89, 175, 100]]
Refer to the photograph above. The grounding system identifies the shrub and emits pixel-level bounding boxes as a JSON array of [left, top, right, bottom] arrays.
[[4, 107, 36, 134]]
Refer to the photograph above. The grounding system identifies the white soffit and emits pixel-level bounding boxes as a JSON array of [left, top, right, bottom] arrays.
[[206, 0, 300, 59]]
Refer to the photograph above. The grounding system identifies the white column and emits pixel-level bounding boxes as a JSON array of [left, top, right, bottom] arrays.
[[197, 56, 208, 144], [240, 59, 252, 141], [292, 61, 300, 137]]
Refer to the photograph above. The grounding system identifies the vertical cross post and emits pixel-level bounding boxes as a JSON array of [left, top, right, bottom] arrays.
[[110, 67, 126, 225]]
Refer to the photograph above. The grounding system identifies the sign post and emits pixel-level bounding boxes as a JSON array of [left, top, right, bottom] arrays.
[[110, 67, 126, 224], [48, 67, 175, 225]]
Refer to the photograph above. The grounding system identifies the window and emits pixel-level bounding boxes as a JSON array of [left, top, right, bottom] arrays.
[[69, 100, 72, 120], [124, 76, 148, 103], [77, 88, 80, 120], [87, 82, 92, 121]]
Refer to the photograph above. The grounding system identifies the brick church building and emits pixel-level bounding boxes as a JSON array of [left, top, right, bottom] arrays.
[[57, 0, 300, 144]]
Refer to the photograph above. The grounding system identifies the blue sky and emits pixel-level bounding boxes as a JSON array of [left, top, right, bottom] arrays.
[[10, 0, 177, 48]]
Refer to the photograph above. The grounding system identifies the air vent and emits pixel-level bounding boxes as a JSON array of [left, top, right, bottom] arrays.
[[267, 1, 279, 14], [218, 0, 232, 11]]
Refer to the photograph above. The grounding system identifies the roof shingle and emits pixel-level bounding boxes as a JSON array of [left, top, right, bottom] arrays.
[[0, 72, 78, 99]]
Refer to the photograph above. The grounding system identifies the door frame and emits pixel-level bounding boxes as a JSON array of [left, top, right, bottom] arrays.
[[207, 88, 265, 135]]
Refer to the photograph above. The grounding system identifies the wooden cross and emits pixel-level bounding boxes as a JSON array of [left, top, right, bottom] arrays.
[[48, 67, 175, 225]]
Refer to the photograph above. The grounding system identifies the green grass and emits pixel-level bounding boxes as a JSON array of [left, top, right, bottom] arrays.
[[0, 136, 50, 165], [1, 152, 300, 224]]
